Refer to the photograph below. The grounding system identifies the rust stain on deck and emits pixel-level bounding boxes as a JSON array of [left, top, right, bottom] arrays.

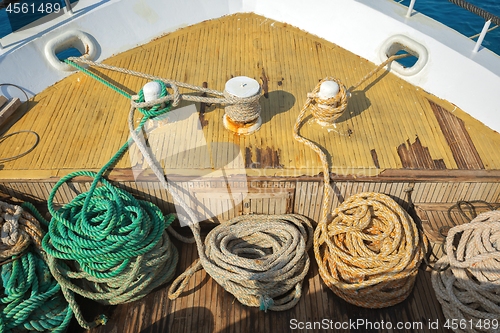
[[245, 146, 282, 168], [397, 136, 447, 169], [429, 100, 485, 170], [260, 68, 269, 98], [198, 82, 209, 128]]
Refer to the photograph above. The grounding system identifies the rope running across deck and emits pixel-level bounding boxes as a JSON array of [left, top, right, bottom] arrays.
[[301, 54, 411, 126], [293, 69, 427, 308], [131, 85, 313, 312], [432, 210, 500, 333], [36, 74, 179, 330], [65, 58, 312, 312], [0, 201, 72, 332], [67, 57, 262, 123], [69, 58, 315, 312]]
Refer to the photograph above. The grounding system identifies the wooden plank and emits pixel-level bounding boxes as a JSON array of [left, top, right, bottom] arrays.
[[430, 100, 484, 170], [0, 97, 22, 127], [0, 96, 7, 109], [1, 13, 499, 182]]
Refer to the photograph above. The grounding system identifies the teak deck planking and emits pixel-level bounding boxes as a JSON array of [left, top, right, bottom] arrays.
[[1, 14, 500, 179], [71, 239, 451, 333], [0, 13, 499, 333]]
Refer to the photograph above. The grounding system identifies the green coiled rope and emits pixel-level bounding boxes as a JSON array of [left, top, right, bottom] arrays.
[[0, 251, 73, 332], [39, 63, 179, 330], [0, 201, 72, 332]]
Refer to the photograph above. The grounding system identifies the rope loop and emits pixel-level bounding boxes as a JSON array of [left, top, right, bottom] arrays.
[[0, 201, 73, 332], [36, 60, 183, 330], [307, 77, 348, 125], [42, 171, 178, 329], [314, 193, 428, 308], [432, 210, 500, 330], [223, 88, 262, 123], [135, 80, 173, 117], [66, 57, 261, 117], [169, 214, 313, 312]]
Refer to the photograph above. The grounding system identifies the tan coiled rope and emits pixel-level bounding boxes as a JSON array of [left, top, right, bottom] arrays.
[[294, 75, 427, 308], [432, 210, 500, 332], [168, 214, 313, 311], [315, 192, 427, 308], [0, 201, 43, 260]]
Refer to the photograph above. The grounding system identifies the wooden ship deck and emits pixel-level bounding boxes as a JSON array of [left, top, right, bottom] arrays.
[[1, 13, 500, 333]]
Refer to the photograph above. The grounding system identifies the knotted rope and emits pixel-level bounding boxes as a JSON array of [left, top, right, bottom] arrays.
[[302, 54, 411, 126], [0, 201, 72, 332], [37, 79, 179, 330], [432, 211, 500, 332], [223, 88, 262, 123], [306, 77, 348, 124], [67, 57, 262, 123], [294, 70, 427, 308], [167, 214, 313, 311]]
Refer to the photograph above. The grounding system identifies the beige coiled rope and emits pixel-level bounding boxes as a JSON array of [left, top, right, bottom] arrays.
[[223, 87, 262, 123], [315, 192, 427, 308], [432, 211, 500, 332], [294, 73, 427, 308], [168, 214, 313, 311], [0, 201, 43, 260]]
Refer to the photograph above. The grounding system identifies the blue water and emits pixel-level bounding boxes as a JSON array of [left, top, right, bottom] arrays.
[[0, 0, 77, 38], [0, 0, 499, 54], [397, 0, 500, 54]]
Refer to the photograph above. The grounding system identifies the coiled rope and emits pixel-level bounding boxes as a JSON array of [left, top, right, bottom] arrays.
[[167, 215, 313, 311], [293, 66, 427, 308], [432, 210, 500, 332], [0, 201, 72, 332], [314, 192, 427, 308], [37, 73, 179, 329], [65, 58, 311, 312], [223, 88, 262, 123]]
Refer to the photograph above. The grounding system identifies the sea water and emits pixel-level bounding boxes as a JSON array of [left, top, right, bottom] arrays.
[[0, 0, 499, 54], [397, 0, 500, 54]]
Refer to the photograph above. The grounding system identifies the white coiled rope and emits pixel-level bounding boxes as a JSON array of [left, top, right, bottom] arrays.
[[168, 214, 313, 311], [432, 210, 500, 333]]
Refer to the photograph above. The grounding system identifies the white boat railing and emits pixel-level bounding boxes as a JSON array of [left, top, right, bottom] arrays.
[[402, 0, 499, 53]]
